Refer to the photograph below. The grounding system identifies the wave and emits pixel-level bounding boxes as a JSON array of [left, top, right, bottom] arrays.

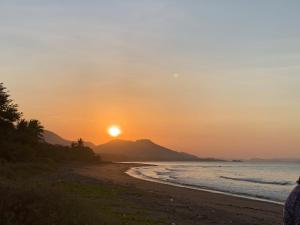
[[220, 176, 293, 186], [126, 167, 284, 204]]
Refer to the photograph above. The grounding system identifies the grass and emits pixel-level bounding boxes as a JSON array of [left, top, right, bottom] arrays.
[[53, 181, 160, 225], [0, 162, 162, 225], [55, 181, 121, 198], [0, 161, 58, 180]]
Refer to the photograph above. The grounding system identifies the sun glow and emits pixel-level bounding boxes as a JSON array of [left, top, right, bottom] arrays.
[[108, 125, 122, 137]]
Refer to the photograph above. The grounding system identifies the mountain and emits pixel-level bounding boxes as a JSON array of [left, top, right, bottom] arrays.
[[94, 139, 201, 161], [43, 130, 96, 149], [43, 130, 72, 146], [43, 131, 222, 162]]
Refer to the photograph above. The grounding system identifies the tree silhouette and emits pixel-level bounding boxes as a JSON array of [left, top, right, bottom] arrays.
[[16, 119, 44, 145], [0, 83, 22, 124], [0, 83, 22, 141], [71, 138, 84, 148], [28, 119, 44, 142], [77, 138, 84, 148]]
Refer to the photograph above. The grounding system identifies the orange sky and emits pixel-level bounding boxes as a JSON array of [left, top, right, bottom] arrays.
[[1, 1, 300, 159], [6, 72, 299, 159]]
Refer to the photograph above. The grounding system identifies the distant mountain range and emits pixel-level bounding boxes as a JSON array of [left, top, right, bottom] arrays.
[[249, 158, 300, 163], [43, 130, 221, 162]]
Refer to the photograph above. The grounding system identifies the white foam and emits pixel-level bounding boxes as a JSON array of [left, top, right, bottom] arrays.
[[124, 162, 297, 206]]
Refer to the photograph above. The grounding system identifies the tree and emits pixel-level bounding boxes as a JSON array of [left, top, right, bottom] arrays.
[[27, 119, 44, 143], [16, 119, 44, 145], [0, 83, 22, 147], [77, 138, 84, 148], [0, 83, 22, 125], [71, 138, 85, 148]]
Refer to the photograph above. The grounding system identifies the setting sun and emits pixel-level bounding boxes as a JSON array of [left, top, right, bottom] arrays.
[[108, 126, 122, 137]]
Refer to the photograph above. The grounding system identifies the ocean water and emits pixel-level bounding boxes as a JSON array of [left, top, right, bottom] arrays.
[[126, 161, 300, 204]]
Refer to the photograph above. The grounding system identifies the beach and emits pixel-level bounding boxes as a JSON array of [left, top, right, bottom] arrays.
[[76, 162, 283, 225]]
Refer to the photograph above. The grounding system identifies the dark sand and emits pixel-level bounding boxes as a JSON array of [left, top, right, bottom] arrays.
[[76, 163, 283, 225]]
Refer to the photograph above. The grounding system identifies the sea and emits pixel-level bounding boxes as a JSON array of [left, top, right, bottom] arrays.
[[126, 161, 300, 204]]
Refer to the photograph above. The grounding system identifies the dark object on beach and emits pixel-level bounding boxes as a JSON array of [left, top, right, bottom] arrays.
[[283, 178, 300, 225]]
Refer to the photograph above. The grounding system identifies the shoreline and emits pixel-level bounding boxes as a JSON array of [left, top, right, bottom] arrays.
[[76, 162, 283, 225], [126, 165, 284, 205]]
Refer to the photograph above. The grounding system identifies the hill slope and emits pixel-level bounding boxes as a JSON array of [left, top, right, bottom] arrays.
[[43, 130, 96, 149], [43, 130, 72, 146], [94, 139, 200, 161]]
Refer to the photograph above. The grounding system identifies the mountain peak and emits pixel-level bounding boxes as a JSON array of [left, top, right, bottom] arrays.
[[135, 139, 154, 144], [95, 138, 200, 162]]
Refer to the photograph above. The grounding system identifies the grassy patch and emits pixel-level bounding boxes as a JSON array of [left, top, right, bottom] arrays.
[[0, 163, 164, 225], [53, 181, 160, 224], [0, 186, 106, 225], [0, 162, 58, 180], [54, 181, 121, 198]]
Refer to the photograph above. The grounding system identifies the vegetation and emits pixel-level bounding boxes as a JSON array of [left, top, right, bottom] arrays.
[[0, 83, 100, 162]]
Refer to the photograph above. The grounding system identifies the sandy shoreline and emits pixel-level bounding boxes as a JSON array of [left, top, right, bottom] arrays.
[[126, 165, 284, 205], [76, 162, 283, 225]]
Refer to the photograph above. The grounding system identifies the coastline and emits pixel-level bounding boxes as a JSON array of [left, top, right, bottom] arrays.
[[76, 162, 283, 225], [126, 165, 284, 205]]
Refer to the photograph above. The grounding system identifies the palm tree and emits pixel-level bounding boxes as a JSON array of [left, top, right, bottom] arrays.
[[0, 83, 22, 141], [0, 83, 22, 124], [28, 120, 44, 142], [77, 138, 84, 148], [16, 119, 44, 145]]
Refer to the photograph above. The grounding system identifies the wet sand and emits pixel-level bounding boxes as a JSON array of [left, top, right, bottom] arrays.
[[76, 162, 283, 225]]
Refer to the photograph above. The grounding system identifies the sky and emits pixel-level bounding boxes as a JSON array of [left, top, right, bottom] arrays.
[[1, 0, 300, 159]]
